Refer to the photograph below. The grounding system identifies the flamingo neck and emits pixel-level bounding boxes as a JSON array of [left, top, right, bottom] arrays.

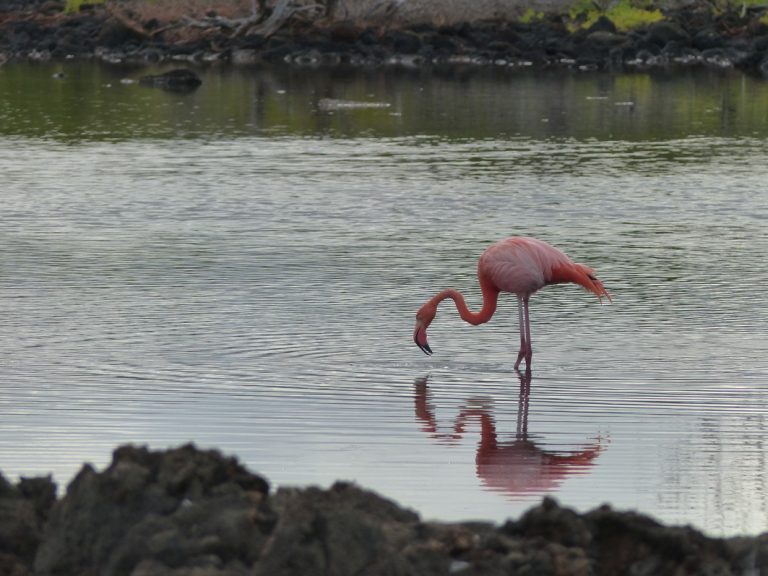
[[433, 282, 498, 326]]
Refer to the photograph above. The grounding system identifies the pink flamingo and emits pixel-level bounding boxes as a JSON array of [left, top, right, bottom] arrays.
[[413, 236, 611, 371]]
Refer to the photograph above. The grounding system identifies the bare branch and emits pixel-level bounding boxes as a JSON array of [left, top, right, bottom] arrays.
[[247, 0, 324, 38]]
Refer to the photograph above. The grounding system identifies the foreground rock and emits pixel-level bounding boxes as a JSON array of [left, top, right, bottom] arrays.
[[1, 1, 768, 76], [0, 444, 767, 575]]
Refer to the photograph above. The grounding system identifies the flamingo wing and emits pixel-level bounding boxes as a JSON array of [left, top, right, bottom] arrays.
[[479, 237, 572, 297]]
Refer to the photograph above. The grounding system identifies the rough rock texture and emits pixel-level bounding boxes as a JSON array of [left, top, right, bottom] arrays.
[[35, 445, 274, 576], [0, 1, 768, 75], [0, 473, 55, 576], [335, 0, 718, 24], [0, 444, 767, 575]]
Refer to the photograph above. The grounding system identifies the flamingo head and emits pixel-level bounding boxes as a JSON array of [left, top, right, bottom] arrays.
[[413, 303, 436, 355]]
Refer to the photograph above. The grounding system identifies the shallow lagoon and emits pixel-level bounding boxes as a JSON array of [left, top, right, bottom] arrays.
[[1, 63, 767, 535]]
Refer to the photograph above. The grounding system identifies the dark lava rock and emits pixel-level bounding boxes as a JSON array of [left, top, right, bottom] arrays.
[[4, 20, 46, 51], [328, 22, 364, 44], [693, 27, 725, 50], [34, 444, 274, 576], [586, 30, 629, 46], [644, 20, 691, 47], [0, 472, 55, 573], [138, 68, 202, 92], [96, 16, 144, 48], [383, 30, 423, 54], [752, 34, 768, 52], [587, 15, 617, 34], [506, 496, 592, 549], [256, 482, 421, 576], [2, 3, 768, 74], [0, 444, 767, 576], [586, 503, 735, 576], [0, 0, 48, 11], [700, 46, 744, 67]]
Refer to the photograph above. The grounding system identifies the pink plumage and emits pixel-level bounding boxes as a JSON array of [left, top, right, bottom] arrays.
[[413, 236, 611, 372], [480, 237, 571, 296]]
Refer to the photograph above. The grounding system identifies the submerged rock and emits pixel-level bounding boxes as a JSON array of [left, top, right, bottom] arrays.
[[317, 98, 391, 110], [138, 68, 202, 92], [0, 444, 765, 575]]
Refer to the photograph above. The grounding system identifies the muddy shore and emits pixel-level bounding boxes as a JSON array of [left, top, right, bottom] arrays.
[[0, 443, 766, 575], [1, 0, 768, 75]]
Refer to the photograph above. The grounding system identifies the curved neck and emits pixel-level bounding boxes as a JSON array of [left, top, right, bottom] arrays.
[[432, 282, 498, 326]]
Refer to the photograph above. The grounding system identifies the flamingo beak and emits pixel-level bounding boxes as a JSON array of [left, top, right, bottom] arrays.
[[413, 321, 433, 355]]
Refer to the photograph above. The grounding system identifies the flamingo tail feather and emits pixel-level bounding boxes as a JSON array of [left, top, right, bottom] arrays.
[[550, 262, 612, 303]]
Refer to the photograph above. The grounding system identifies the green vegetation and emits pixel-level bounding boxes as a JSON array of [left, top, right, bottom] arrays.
[[603, 2, 663, 30], [564, 0, 768, 30], [520, 7, 545, 24], [566, 0, 663, 32], [65, 0, 107, 13]]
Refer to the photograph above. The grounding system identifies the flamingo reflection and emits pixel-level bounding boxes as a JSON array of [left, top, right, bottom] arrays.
[[414, 373, 606, 498]]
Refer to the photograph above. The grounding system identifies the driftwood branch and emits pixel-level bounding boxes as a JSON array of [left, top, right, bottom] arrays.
[[182, 15, 235, 29], [106, 5, 182, 39], [247, 0, 324, 37], [160, 0, 324, 40], [105, 6, 152, 39], [234, 14, 265, 36], [363, 0, 407, 21], [181, 12, 263, 37]]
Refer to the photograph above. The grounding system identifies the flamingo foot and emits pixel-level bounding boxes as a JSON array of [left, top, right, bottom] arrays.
[[514, 344, 533, 373], [514, 348, 526, 371]]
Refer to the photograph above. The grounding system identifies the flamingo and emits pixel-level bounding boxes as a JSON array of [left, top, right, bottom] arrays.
[[413, 236, 611, 371]]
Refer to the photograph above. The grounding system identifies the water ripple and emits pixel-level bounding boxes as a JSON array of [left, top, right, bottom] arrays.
[[1, 126, 767, 536]]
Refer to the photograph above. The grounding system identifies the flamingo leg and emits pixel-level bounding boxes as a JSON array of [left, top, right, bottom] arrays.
[[522, 296, 532, 371], [514, 296, 527, 370]]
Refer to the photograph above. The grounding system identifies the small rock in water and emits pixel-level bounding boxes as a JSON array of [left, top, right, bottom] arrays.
[[450, 559, 472, 573], [318, 98, 391, 111], [138, 69, 202, 92]]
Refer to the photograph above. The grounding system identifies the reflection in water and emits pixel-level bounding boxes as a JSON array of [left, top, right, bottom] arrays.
[[1, 64, 768, 534], [3, 63, 768, 140], [414, 374, 605, 499]]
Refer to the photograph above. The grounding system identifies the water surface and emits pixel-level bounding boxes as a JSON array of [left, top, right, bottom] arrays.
[[1, 63, 767, 536]]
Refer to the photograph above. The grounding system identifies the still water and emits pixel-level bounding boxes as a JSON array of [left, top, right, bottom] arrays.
[[1, 63, 767, 536]]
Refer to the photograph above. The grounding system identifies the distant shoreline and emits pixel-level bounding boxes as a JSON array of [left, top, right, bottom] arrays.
[[1, 1, 768, 76], [3, 443, 766, 575]]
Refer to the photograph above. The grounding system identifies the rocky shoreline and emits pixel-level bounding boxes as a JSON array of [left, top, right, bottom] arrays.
[[1, 0, 768, 75], [0, 443, 766, 575]]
